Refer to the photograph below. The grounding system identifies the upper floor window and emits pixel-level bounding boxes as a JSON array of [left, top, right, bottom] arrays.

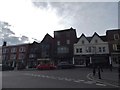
[[11, 48, 17, 53], [117, 45, 120, 51], [113, 44, 117, 51], [80, 48, 82, 53], [10, 54, 16, 60], [76, 48, 82, 53], [103, 47, 106, 52], [76, 48, 79, 53], [67, 40, 70, 44], [114, 34, 119, 40], [57, 47, 69, 54], [19, 47, 26, 52], [29, 54, 35, 58], [99, 47, 102, 52], [57, 41, 60, 46], [18, 53, 25, 59], [2, 48, 9, 53]]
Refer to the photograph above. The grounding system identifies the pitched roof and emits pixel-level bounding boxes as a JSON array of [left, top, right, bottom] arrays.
[[41, 33, 53, 43], [77, 32, 107, 43], [100, 36, 107, 41]]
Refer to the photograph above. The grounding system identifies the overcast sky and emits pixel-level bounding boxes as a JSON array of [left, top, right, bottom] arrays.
[[0, 0, 119, 45]]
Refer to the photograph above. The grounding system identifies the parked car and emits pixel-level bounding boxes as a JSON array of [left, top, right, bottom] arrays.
[[36, 64, 56, 70], [57, 62, 75, 69], [2, 64, 14, 71]]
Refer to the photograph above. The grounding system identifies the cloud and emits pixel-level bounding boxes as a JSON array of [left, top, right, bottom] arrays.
[[32, 2, 118, 37], [0, 21, 30, 45]]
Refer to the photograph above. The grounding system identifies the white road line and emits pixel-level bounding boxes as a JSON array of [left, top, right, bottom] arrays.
[[96, 83, 106, 86], [64, 78, 72, 81], [73, 80, 81, 83], [84, 81, 94, 84], [78, 80, 85, 82], [87, 73, 120, 88]]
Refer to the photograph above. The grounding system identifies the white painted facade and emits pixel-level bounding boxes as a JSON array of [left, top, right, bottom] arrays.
[[74, 33, 109, 55]]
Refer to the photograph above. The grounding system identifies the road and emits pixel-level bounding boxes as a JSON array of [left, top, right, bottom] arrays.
[[2, 68, 119, 88]]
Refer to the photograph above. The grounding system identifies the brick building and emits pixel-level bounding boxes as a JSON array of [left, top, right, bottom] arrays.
[[2, 42, 29, 69], [106, 29, 120, 67], [37, 33, 54, 64], [27, 41, 40, 68], [53, 27, 77, 64]]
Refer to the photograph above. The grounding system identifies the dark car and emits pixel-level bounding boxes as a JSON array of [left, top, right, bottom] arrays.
[[2, 64, 14, 71], [57, 62, 75, 69]]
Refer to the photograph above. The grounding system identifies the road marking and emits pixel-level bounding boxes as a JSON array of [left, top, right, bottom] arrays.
[[84, 81, 94, 84], [64, 78, 72, 81], [73, 80, 81, 83], [24, 73, 110, 87], [87, 73, 120, 88], [96, 83, 106, 86], [77, 80, 85, 82]]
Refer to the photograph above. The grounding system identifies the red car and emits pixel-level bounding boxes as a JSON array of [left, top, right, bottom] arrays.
[[36, 64, 56, 70]]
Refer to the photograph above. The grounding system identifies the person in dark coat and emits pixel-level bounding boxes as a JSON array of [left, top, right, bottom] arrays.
[[98, 65, 102, 79], [93, 64, 96, 76]]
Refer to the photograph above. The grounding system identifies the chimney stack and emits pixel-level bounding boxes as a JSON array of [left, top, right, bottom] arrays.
[[3, 41, 7, 46]]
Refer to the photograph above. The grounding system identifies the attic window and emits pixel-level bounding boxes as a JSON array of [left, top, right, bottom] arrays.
[[95, 39, 98, 43], [82, 40, 84, 44]]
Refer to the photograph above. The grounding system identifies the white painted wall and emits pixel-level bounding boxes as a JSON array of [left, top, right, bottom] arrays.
[[74, 34, 109, 55]]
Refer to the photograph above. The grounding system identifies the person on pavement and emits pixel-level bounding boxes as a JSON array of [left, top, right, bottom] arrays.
[[93, 64, 96, 76], [98, 65, 102, 79]]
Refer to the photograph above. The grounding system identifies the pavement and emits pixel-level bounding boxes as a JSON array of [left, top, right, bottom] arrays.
[[88, 67, 120, 88]]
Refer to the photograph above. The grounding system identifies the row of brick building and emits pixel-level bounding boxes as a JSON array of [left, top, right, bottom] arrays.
[[2, 27, 120, 69]]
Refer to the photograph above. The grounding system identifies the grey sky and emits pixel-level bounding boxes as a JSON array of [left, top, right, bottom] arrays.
[[0, 0, 119, 45], [33, 2, 118, 37]]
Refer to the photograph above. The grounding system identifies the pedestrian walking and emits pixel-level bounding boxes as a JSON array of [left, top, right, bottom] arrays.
[[100, 63, 103, 72], [98, 65, 101, 79], [93, 64, 96, 76]]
